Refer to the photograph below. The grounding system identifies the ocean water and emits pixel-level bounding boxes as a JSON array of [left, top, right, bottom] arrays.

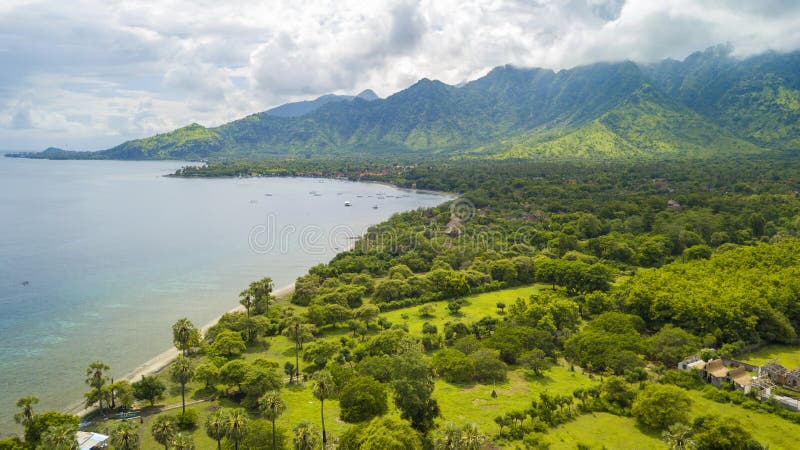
[[0, 156, 450, 436]]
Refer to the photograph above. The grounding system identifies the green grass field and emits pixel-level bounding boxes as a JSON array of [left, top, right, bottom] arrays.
[[435, 364, 597, 434], [545, 412, 664, 449], [739, 344, 800, 369], [381, 284, 545, 335], [686, 391, 800, 449], [88, 284, 800, 449]]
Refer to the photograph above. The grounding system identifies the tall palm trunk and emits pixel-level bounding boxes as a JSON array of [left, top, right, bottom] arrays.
[[181, 383, 186, 414], [272, 418, 277, 450], [321, 398, 327, 445], [294, 325, 300, 381]]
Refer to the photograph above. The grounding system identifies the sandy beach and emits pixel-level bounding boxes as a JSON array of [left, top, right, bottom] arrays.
[[66, 283, 295, 418]]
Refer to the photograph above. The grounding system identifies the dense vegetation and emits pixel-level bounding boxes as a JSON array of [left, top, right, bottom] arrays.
[[9, 45, 800, 161], [5, 155, 800, 449]]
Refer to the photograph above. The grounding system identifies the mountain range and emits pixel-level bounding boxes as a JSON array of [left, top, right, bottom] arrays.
[[11, 45, 800, 160]]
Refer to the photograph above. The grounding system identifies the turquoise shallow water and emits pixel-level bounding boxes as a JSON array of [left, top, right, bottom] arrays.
[[0, 156, 450, 436]]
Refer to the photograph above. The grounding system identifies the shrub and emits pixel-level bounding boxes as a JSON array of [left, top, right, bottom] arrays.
[[175, 410, 199, 430], [339, 376, 389, 423], [631, 384, 691, 429], [432, 348, 474, 383], [472, 349, 507, 383]]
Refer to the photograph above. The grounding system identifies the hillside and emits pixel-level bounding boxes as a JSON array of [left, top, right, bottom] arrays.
[[265, 89, 380, 118], [9, 46, 799, 161]]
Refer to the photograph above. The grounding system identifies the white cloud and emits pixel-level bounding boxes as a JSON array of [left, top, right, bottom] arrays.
[[1, 0, 799, 150]]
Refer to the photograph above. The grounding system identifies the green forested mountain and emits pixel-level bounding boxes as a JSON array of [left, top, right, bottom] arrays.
[[11, 46, 800, 160], [643, 44, 800, 151], [264, 89, 380, 118]]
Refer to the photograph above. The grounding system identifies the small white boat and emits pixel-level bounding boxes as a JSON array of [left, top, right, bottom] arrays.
[[344, 201, 352, 207]]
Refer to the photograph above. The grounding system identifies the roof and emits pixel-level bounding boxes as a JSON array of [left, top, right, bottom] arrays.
[[707, 359, 729, 378], [76, 431, 108, 450], [761, 361, 788, 374], [687, 360, 706, 370], [729, 367, 753, 386]]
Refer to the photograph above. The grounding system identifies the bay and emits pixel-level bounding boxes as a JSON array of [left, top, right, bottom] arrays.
[[0, 155, 450, 436]]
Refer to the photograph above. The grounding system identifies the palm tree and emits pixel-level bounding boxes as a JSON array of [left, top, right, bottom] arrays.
[[434, 422, 462, 449], [85, 361, 110, 412], [170, 432, 195, 450], [40, 424, 78, 450], [85, 361, 110, 388], [292, 421, 319, 450], [172, 318, 198, 356], [170, 355, 194, 414], [109, 421, 140, 450], [225, 408, 249, 450], [460, 423, 484, 450], [662, 422, 695, 449], [282, 317, 316, 381], [150, 415, 177, 450], [250, 277, 274, 315], [239, 290, 255, 318], [13, 396, 38, 430], [205, 409, 229, 450], [311, 370, 335, 446], [258, 391, 286, 450]]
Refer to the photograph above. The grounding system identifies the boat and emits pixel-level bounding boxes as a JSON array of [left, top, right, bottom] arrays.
[[372, 205, 378, 209], [344, 201, 352, 207]]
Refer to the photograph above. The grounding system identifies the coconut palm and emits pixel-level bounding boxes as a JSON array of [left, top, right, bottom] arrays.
[[170, 432, 195, 450], [39, 424, 78, 450], [109, 421, 140, 450], [170, 355, 194, 414], [205, 409, 229, 450], [14, 396, 38, 430], [150, 415, 177, 450], [311, 370, 335, 446], [225, 408, 249, 450], [258, 391, 286, 450]]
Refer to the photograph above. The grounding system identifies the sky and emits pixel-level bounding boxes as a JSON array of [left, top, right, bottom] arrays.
[[1, 0, 799, 151]]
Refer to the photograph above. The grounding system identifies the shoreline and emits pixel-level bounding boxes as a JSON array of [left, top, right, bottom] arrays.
[[65, 283, 296, 418], [54, 174, 454, 420], [166, 171, 460, 198]]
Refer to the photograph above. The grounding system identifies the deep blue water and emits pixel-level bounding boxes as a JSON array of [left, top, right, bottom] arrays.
[[0, 156, 449, 435]]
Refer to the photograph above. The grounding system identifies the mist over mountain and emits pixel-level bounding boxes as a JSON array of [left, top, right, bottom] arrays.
[[12, 45, 799, 161]]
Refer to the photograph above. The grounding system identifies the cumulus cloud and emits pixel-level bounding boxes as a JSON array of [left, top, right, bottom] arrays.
[[1, 0, 799, 150]]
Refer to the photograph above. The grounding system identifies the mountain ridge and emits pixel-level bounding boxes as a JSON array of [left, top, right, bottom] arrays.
[[9, 46, 799, 161], [265, 89, 380, 118]]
